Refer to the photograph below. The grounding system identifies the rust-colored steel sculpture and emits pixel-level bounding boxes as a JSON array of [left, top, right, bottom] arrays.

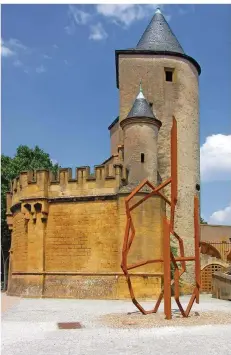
[[121, 117, 201, 319]]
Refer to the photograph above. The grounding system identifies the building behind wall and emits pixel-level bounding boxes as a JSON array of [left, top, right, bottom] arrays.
[[7, 9, 203, 299], [200, 224, 231, 294]]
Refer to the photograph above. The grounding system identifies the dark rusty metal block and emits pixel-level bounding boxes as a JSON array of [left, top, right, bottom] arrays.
[[57, 322, 82, 329]]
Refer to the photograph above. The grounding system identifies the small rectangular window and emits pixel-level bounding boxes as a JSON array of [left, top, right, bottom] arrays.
[[149, 102, 153, 108], [165, 68, 174, 82], [141, 153, 145, 163]]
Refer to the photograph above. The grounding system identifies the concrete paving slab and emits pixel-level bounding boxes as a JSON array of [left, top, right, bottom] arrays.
[[1, 294, 231, 355]]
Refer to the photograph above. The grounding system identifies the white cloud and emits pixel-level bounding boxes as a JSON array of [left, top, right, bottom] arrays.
[[200, 134, 231, 182], [1, 38, 15, 57], [1, 45, 15, 57], [2, 38, 51, 74], [7, 38, 27, 51], [65, 23, 75, 35], [209, 203, 231, 226], [95, 4, 164, 27], [69, 5, 91, 25], [1, 37, 28, 61], [43, 54, 52, 59], [13, 59, 23, 67], [89, 23, 108, 41], [66, 5, 92, 35], [53, 44, 58, 49], [65, 5, 171, 39], [35, 65, 46, 74]]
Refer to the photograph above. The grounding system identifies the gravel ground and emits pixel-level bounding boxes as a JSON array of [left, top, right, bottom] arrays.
[[1, 294, 231, 355], [98, 310, 231, 329]]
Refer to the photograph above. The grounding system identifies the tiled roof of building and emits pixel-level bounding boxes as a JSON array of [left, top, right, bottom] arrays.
[[126, 84, 156, 120], [136, 8, 184, 54], [108, 116, 119, 130]]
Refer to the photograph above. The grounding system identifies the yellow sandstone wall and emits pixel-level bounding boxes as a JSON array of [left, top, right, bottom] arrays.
[[11, 212, 28, 271], [7, 169, 165, 299]]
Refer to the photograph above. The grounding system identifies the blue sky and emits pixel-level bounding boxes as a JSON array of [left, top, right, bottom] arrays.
[[1, 4, 231, 225]]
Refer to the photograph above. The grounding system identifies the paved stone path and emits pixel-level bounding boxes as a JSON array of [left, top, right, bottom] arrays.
[[1, 293, 20, 313], [1, 294, 231, 355]]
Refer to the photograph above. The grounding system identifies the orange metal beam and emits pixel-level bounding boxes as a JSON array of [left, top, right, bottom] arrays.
[[129, 178, 171, 212], [163, 218, 171, 319], [120, 117, 200, 319], [127, 259, 164, 271], [194, 195, 200, 303]]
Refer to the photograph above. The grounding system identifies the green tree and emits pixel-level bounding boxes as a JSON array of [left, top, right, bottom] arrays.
[[200, 217, 208, 224], [1, 145, 59, 290]]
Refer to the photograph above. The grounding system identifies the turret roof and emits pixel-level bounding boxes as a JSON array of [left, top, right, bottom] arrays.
[[136, 8, 184, 54], [126, 83, 156, 120]]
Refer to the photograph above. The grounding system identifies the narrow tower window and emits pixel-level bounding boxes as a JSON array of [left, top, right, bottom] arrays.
[[149, 102, 153, 108], [165, 68, 174, 82], [141, 153, 145, 163]]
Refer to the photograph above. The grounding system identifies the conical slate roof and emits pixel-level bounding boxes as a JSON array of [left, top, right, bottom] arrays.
[[126, 84, 156, 120], [136, 8, 184, 54]]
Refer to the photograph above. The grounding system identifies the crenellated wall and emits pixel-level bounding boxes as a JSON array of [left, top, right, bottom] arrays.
[[9, 164, 127, 207], [7, 164, 165, 299]]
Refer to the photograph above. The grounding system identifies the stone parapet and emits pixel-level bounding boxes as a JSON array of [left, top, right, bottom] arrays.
[[7, 164, 127, 212], [212, 269, 231, 300]]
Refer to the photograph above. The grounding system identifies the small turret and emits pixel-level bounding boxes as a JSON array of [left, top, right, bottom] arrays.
[[126, 83, 156, 120], [120, 83, 161, 185]]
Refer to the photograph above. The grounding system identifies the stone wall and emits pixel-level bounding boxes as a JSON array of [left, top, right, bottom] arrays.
[[109, 120, 120, 156], [45, 201, 118, 273], [212, 270, 231, 301], [201, 225, 231, 243], [10, 212, 27, 271], [7, 175, 165, 299]]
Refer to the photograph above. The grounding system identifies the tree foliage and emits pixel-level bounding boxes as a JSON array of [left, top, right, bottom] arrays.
[[200, 217, 208, 224], [1, 145, 59, 261]]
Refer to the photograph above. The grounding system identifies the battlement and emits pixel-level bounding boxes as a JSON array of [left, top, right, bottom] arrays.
[[9, 163, 127, 208]]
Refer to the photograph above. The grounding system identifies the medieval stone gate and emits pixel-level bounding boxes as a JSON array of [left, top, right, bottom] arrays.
[[200, 241, 231, 293]]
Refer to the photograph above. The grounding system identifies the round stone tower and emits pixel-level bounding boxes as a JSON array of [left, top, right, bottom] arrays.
[[121, 84, 162, 186], [116, 8, 201, 288]]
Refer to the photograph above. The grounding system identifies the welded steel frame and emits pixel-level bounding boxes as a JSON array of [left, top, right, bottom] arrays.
[[121, 116, 201, 319]]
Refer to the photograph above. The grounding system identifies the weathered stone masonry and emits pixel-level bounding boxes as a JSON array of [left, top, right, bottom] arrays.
[[7, 167, 164, 298]]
